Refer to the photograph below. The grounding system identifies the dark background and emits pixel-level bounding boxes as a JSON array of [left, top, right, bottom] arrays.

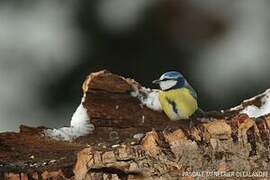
[[0, 0, 269, 131]]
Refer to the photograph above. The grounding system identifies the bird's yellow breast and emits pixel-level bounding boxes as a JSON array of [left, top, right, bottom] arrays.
[[159, 88, 198, 120]]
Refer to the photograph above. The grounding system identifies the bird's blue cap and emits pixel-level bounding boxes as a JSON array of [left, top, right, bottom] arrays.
[[153, 71, 183, 84]]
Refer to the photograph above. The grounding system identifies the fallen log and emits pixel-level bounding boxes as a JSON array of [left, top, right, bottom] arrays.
[[0, 70, 270, 179]]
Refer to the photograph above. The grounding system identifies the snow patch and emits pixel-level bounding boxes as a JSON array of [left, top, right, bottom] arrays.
[[241, 89, 270, 118], [131, 86, 162, 111], [45, 103, 94, 141]]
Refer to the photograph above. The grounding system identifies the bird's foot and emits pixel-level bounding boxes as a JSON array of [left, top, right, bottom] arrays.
[[163, 125, 176, 134], [189, 117, 204, 128], [188, 119, 194, 129], [196, 117, 212, 123]]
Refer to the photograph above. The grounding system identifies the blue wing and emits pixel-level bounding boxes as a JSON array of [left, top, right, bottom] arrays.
[[184, 81, 197, 99]]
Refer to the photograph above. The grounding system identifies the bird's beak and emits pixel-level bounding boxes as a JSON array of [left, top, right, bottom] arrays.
[[152, 79, 161, 84]]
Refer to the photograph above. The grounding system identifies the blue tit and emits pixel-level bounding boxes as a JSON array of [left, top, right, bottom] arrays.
[[153, 71, 198, 120]]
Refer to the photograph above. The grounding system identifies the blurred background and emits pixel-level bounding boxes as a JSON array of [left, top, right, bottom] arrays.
[[0, 0, 270, 132]]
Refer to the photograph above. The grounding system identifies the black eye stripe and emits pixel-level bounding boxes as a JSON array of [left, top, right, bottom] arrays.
[[161, 78, 177, 81]]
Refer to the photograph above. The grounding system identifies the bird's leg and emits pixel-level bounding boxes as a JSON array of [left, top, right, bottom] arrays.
[[195, 108, 206, 118], [196, 117, 214, 123], [192, 108, 221, 123], [189, 116, 205, 128], [189, 119, 195, 129]]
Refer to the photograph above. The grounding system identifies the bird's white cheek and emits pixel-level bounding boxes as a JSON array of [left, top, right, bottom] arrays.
[[159, 80, 177, 90]]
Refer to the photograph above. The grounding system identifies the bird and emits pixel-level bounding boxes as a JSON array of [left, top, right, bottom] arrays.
[[152, 71, 199, 120]]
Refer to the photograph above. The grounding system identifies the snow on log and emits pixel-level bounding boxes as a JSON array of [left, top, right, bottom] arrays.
[[240, 89, 270, 118]]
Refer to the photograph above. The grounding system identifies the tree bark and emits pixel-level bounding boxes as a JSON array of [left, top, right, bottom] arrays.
[[0, 70, 269, 179]]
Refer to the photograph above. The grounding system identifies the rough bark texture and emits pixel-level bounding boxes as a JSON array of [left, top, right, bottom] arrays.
[[0, 70, 270, 180]]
